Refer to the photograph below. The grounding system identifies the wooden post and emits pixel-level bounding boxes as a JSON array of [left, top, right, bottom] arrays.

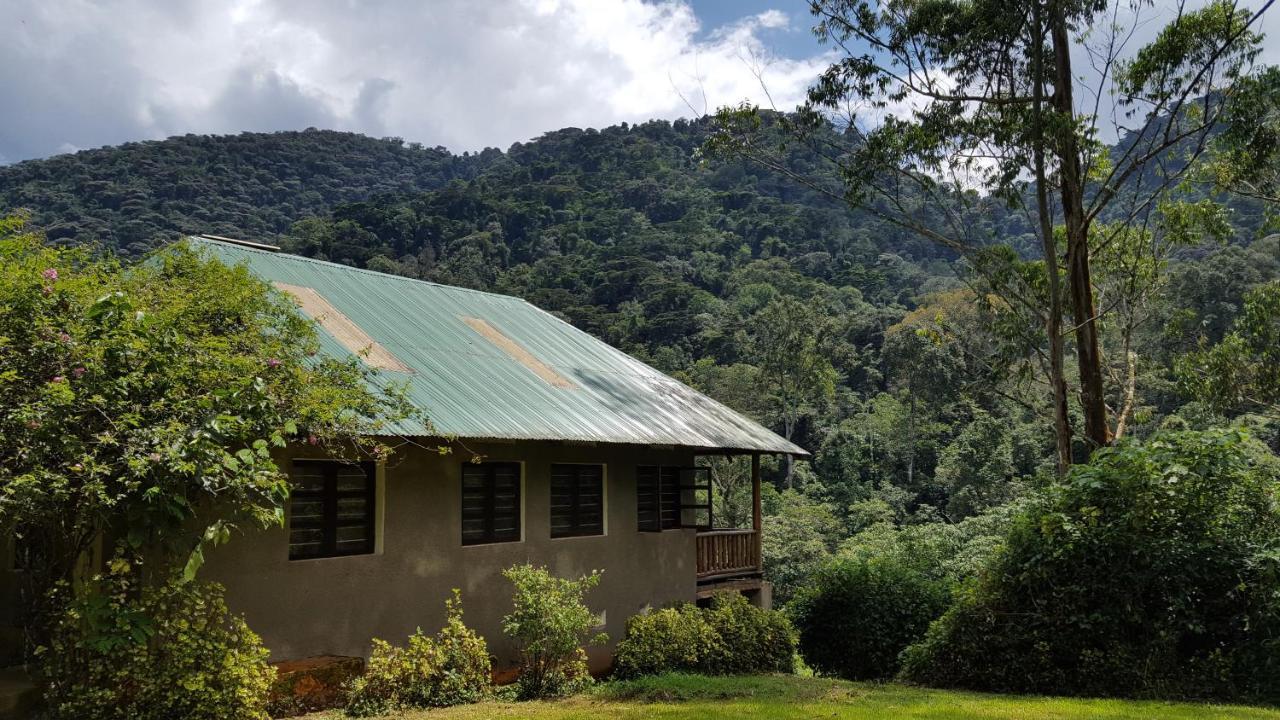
[[751, 453, 762, 572]]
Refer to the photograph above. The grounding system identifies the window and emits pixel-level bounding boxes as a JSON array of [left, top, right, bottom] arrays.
[[288, 460, 376, 560], [637, 466, 680, 531], [461, 462, 522, 545], [551, 464, 605, 538], [637, 466, 712, 531]]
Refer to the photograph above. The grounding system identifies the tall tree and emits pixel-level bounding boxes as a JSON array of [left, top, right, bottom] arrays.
[[747, 297, 840, 485], [711, 0, 1270, 466]]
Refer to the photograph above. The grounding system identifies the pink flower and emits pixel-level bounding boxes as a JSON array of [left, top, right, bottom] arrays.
[[42, 268, 58, 281], [148, 452, 162, 463], [50, 375, 64, 384], [58, 332, 72, 343], [42, 286, 53, 296], [266, 358, 282, 368], [72, 367, 86, 378], [307, 434, 320, 446]]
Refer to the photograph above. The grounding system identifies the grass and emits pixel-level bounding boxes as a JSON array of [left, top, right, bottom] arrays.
[[305, 673, 1280, 719]]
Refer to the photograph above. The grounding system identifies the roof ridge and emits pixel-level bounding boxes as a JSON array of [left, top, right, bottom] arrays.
[[187, 235, 532, 303]]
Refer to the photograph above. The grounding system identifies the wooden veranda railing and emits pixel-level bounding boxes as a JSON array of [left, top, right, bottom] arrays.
[[695, 529, 761, 580]]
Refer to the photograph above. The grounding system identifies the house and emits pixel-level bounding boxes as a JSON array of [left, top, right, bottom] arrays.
[[6, 234, 807, 674]]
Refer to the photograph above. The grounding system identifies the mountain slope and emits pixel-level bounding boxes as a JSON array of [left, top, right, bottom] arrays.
[[0, 129, 495, 255]]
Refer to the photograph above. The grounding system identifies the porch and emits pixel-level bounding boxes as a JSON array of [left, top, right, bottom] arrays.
[[694, 454, 764, 584]]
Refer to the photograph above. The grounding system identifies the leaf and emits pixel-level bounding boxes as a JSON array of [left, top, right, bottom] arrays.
[[182, 544, 205, 583]]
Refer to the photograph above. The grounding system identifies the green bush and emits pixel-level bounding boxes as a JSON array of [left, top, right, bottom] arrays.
[[900, 430, 1280, 701], [344, 590, 490, 716], [36, 571, 274, 720], [613, 593, 796, 679], [789, 554, 949, 680], [781, 498, 1027, 681], [502, 564, 606, 700], [702, 593, 796, 675]]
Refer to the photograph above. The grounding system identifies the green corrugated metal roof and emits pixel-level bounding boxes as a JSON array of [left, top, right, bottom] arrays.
[[190, 236, 807, 456]]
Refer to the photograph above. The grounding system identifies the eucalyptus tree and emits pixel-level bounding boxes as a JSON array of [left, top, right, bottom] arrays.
[[711, 0, 1271, 469]]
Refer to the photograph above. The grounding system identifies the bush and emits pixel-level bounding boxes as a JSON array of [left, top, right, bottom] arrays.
[[786, 502, 1019, 681], [701, 593, 796, 675], [502, 564, 606, 699], [36, 571, 274, 720], [613, 593, 796, 679], [789, 555, 948, 680], [900, 430, 1280, 701], [344, 590, 490, 716]]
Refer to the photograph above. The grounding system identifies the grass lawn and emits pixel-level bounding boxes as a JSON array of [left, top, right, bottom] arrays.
[[304, 673, 1280, 719]]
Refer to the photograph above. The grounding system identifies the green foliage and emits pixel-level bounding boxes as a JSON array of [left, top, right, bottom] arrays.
[[612, 606, 720, 679], [613, 593, 795, 679], [0, 130, 485, 256], [502, 565, 606, 700], [901, 430, 1280, 701], [0, 215, 412, 651], [788, 501, 1021, 681], [1178, 281, 1280, 416], [35, 568, 274, 720], [760, 489, 842, 605], [700, 592, 797, 675], [789, 554, 949, 681], [345, 590, 491, 717], [1208, 66, 1280, 223]]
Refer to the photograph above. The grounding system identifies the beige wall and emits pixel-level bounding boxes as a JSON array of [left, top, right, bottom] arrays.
[[202, 440, 700, 670]]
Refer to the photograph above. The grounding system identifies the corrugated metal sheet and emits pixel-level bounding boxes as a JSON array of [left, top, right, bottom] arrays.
[[191, 236, 807, 456]]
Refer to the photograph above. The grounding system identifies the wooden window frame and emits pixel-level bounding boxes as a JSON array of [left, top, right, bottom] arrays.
[[637, 466, 682, 532], [461, 461, 523, 546], [288, 459, 377, 561], [550, 463, 606, 539]]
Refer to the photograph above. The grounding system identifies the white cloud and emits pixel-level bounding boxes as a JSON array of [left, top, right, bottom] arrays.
[[0, 0, 834, 161]]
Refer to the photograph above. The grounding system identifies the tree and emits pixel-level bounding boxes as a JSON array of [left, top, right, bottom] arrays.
[[711, 0, 1271, 468], [1177, 280, 1280, 416], [1205, 65, 1280, 222], [0, 214, 414, 650], [901, 429, 1280, 700], [747, 297, 840, 485]]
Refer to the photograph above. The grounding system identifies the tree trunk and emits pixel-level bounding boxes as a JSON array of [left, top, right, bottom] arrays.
[[1034, 0, 1073, 473], [907, 390, 916, 486], [783, 416, 795, 489], [1050, 1, 1112, 452]]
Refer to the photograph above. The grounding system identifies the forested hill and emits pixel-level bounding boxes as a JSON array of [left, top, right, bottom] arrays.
[[0, 129, 498, 256], [3, 118, 1276, 534]]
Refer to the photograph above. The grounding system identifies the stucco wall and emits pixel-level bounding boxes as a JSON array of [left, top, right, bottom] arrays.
[[202, 440, 700, 670]]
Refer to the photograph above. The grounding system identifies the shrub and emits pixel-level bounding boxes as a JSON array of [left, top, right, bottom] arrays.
[[502, 564, 606, 699], [344, 590, 490, 716], [614, 605, 721, 679], [36, 570, 274, 720], [701, 593, 796, 675], [900, 430, 1280, 701], [613, 593, 796, 679], [789, 555, 949, 680], [786, 502, 1019, 681]]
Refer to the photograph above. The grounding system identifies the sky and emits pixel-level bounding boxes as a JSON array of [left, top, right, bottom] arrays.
[[0, 0, 833, 164], [1, 0, 1276, 165]]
